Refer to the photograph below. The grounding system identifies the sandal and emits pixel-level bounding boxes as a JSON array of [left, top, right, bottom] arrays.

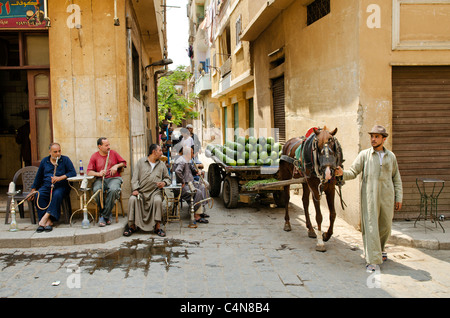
[[366, 264, 377, 273], [123, 225, 137, 237], [154, 228, 166, 237], [382, 252, 388, 262], [99, 217, 106, 227], [106, 218, 112, 226], [195, 217, 209, 224]]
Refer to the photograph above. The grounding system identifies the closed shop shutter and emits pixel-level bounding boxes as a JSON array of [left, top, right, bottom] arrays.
[[392, 66, 450, 219], [272, 76, 286, 143]]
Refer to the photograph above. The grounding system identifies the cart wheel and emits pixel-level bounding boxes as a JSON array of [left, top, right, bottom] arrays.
[[273, 190, 286, 208], [223, 175, 239, 209], [208, 163, 222, 197]]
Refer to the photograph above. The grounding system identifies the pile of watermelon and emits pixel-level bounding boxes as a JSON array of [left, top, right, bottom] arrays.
[[206, 136, 282, 166]]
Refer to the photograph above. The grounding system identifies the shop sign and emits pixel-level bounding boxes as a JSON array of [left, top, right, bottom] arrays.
[[0, 0, 47, 29]]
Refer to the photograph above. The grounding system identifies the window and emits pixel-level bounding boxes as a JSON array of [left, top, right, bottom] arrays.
[[248, 98, 254, 136], [0, 32, 49, 67], [233, 103, 239, 141], [307, 0, 330, 26], [132, 43, 140, 101], [235, 15, 242, 47]]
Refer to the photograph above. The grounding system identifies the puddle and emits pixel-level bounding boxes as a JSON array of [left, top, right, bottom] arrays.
[[0, 238, 199, 278]]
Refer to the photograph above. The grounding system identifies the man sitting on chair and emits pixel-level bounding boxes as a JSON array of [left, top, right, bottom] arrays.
[[87, 137, 127, 227], [174, 146, 210, 224], [124, 144, 171, 237], [30, 143, 77, 232]]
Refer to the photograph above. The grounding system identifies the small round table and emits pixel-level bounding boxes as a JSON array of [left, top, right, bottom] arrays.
[[414, 178, 445, 233], [68, 175, 99, 228]]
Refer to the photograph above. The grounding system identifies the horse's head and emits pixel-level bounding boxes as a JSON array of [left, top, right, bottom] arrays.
[[313, 127, 341, 182]]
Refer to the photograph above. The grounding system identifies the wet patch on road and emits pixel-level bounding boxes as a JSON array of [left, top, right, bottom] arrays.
[[0, 238, 200, 278]]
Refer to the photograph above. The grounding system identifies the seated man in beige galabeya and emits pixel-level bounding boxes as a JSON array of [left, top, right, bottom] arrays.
[[87, 137, 127, 227], [124, 144, 171, 237]]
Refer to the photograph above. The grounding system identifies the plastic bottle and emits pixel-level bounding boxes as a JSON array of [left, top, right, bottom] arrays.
[[79, 160, 84, 176]]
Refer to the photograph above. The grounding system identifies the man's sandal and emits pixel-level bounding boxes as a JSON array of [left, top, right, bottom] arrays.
[[123, 225, 137, 237], [382, 252, 388, 262], [154, 228, 166, 237], [366, 264, 377, 272]]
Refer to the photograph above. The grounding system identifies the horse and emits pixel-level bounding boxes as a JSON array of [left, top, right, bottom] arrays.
[[278, 127, 344, 252]]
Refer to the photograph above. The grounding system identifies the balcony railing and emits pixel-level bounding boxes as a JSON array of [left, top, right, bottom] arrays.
[[194, 73, 212, 95], [220, 57, 232, 78]]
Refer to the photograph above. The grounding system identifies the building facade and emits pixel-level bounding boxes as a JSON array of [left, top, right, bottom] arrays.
[[191, 0, 450, 227], [0, 0, 167, 203]]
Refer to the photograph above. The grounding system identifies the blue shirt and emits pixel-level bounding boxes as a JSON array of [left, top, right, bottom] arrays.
[[32, 155, 77, 190]]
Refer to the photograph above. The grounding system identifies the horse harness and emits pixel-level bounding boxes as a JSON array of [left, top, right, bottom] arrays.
[[280, 133, 346, 208]]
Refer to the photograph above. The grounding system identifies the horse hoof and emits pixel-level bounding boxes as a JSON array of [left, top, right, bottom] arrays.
[[323, 232, 332, 242], [284, 224, 292, 232], [308, 230, 317, 239], [316, 244, 326, 252]]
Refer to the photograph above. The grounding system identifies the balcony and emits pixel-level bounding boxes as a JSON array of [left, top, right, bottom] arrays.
[[194, 73, 212, 95]]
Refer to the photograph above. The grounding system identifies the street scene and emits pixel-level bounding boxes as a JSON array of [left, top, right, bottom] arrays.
[[1, 0, 450, 302]]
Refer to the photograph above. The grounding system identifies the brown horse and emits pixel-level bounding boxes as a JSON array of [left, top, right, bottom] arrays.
[[278, 127, 343, 252]]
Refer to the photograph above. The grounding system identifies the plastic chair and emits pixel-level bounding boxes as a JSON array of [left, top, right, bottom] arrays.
[[5, 166, 38, 225]]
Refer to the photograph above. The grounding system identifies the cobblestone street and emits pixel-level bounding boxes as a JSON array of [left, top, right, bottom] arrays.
[[1, 191, 449, 301]]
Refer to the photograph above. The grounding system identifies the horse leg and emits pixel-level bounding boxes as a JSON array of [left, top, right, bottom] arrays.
[[302, 183, 316, 238], [312, 193, 326, 252], [323, 186, 337, 242], [283, 185, 291, 231]]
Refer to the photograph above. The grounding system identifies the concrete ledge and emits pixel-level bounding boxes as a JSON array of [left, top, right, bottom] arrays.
[[0, 218, 127, 248]]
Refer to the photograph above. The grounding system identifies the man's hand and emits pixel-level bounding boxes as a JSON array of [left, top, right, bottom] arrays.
[[395, 202, 402, 211], [27, 189, 36, 201], [335, 166, 343, 176], [156, 182, 165, 189], [51, 175, 65, 184], [132, 190, 139, 196]]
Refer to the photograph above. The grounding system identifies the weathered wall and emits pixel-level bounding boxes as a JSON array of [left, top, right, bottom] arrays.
[[49, 0, 130, 194], [251, 0, 362, 226]]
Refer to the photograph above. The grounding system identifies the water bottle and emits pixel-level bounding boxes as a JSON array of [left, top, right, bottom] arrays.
[[79, 160, 84, 176], [172, 171, 177, 186]]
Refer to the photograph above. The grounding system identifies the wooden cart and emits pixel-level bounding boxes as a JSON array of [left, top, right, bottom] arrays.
[[207, 154, 305, 209]]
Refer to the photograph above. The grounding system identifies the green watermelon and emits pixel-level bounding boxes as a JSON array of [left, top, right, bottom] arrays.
[[248, 136, 257, 145], [259, 151, 268, 161], [270, 151, 278, 160]]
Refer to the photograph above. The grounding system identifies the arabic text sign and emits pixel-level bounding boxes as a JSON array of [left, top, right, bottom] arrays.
[[0, 1, 47, 29]]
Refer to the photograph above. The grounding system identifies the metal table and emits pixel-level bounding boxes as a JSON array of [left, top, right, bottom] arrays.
[[414, 178, 445, 233], [163, 183, 183, 229], [68, 175, 99, 228]]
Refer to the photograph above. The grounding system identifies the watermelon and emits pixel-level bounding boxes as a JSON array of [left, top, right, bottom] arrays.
[[270, 151, 279, 160], [236, 136, 246, 145], [272, 142, 281, 152], [237, 159, 246, 166], [259, 151, 268, 161], [258, 136, 266, 145], [266, 137, 275, 145], [248, 136, 257, 145], [247, 159, 256, 166], [250, 151, 258, 161]]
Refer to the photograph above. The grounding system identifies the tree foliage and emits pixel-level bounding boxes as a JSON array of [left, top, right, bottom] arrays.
[[157, 65, 198, 126]]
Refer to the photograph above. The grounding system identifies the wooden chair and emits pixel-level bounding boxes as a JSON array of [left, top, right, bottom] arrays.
[[95, 190, 125, 223]]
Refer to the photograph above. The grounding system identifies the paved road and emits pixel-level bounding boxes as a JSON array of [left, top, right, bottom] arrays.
[[0, 190, 449, 302]]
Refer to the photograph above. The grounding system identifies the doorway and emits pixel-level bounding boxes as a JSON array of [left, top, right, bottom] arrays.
[[0, 31, 51, 185]]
